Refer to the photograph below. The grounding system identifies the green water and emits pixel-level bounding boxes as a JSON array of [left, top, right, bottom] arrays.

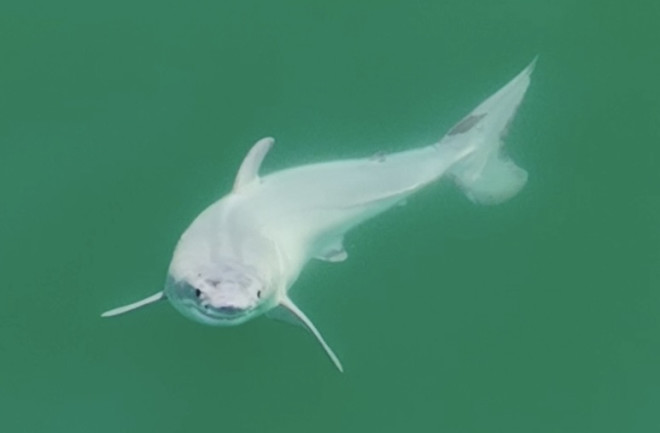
[[2, 1, 659, 432]]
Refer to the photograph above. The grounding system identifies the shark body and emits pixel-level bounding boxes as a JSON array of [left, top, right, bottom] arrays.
[[102, 60, 536, 371]]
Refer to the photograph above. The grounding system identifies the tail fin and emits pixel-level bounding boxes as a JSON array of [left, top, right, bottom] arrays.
[[442, 58, 536, 205]]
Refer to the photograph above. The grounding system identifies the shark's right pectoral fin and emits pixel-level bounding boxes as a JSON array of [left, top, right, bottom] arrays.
[[101, 291, 165, 318], [278, 297, 344, 372]]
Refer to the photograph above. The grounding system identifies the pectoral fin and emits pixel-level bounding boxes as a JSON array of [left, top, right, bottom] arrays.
[[279, 297, 344, 372], [101, 291, 165, 317], [266, 304, 305, 328]]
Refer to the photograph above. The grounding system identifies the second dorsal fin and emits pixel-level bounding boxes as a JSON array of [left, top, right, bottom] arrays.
[[233, 137, 274, 191]]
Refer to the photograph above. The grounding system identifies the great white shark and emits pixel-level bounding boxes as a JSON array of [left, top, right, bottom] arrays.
[[102, 60, 536, 371]]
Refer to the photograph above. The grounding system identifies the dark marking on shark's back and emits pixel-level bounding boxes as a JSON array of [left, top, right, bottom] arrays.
[[448, 113, 486, 136]]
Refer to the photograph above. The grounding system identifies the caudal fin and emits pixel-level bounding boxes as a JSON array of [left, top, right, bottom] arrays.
[[442, 58, 536, 205]]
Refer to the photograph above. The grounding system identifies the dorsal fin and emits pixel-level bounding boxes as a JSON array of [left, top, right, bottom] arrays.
[[233, 137, 274, 191]]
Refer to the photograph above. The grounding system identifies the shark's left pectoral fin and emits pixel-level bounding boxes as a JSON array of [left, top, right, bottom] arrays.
[[101, 291, 165, 318], [233, 137, 274, 191], [279, 297, 344, 372]]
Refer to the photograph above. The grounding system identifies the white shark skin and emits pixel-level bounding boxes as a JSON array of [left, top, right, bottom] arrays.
[[102, 59, 536, 372]]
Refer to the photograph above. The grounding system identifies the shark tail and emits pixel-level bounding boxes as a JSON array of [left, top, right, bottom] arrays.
[[441, 58, 535, 205]]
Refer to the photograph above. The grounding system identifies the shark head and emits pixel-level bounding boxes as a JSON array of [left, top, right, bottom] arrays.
[[99, 259, 278, 326], [165, 262, 273, 326]]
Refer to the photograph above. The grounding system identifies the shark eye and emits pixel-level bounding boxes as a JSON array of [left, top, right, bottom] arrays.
[[194, 289, 202, 298], [257, 290, 262, 299]]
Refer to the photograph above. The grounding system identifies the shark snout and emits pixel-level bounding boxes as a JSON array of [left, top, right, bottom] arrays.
[[198, 279, 256, 313]]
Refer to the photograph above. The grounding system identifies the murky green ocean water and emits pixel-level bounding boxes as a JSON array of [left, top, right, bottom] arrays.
[[2, 1, 659, 432]]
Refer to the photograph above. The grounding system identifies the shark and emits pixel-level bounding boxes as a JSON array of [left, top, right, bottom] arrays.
[[102, 59, 536, 372]]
